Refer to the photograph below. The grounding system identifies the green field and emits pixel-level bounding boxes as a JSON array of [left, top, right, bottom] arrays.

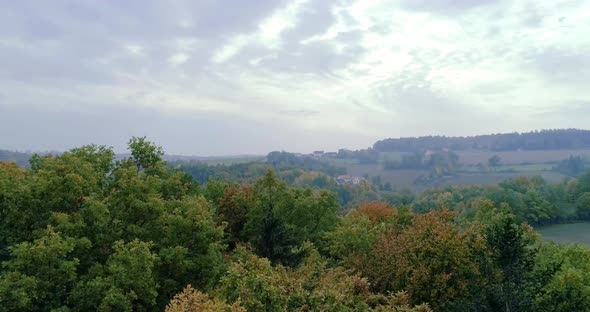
[[457, 149, 590, 165], [321, 149, 584, 192], [345, 164, 428, 190], [378, 152, 410, 163], [537, 223, 590, 247], [335, 161, 566, 192], [430, 171, 565, 187], [458, 163, 555, 173]]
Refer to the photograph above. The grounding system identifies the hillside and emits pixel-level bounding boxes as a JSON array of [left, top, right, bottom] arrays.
[[0, 150, 32, 167], [373, 129, 590, 152]]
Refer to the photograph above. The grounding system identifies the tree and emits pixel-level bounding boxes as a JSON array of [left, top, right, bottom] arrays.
[[0, 228, 84, 311], [370, 209, 484, 310], [217, 246, 290, 311], [0, 161, 28, 257], [71, 240, 158, 311], [488, 154, 502, 169], [576, 192, 590, 220], [533, 244, 590, 312], [244, 170, 338, 265], [154, 196, 226, 304], [166, 285, 245, 312], [128, 136, 164, 170], [479, 204, 539, 311], [217, 186, 256, 249], [215, 245, 431, 312], [555, 155, 585, 177], [244, 170, 295, 264]]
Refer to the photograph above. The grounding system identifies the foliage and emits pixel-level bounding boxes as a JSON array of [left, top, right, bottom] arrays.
[[554, 155, 586, 177], [488, 154, 502, 168], [4, 138, 590, 311], [533, 244, 590, 311], [128, 136, 164, 170], [373, 129, 590, 153], [215, 245, 430, 312], [166, 285, 245, 312]]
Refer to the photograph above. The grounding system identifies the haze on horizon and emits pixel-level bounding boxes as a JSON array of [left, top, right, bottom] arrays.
[[1, 0, 589, 156]]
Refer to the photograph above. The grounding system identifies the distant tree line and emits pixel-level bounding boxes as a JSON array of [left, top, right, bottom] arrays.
[[174, 151, 345, 186], [374, 129, 590, 152], [383, 150, 459, 173], [173, 154, 377, 208]]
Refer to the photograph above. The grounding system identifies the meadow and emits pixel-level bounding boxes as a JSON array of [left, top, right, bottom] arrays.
[[322, 149, 590, 192], [457, 149, 590, 165]]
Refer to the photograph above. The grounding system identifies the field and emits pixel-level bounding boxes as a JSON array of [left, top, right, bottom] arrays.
[[378, 152, 410, 163], [458, 164, 555, 173], [324, 149, 582, 192], [457, 149, 590, 165], [536, 223, 590, 247], [342, 162, 566, 192], [194, 149, 586, 192], [345, 164, 428, 190]]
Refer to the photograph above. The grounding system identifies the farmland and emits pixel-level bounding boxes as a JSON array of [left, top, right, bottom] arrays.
[[322, 149, 590, 192], [537, 223, 590, 247], [457, 149, 590, 165], [341, 162, 566, 192]]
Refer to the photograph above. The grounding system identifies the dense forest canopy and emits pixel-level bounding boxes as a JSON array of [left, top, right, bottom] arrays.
[[373, 129, 590, 152], [2, 138, 590, 311]]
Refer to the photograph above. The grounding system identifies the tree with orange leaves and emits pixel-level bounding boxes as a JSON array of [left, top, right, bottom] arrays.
[[359, 209, 484, 311]]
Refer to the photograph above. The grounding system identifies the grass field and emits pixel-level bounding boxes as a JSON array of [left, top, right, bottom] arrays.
[[457, 149, 590, 165], [345, 164, 428, 189], [337, 161, 567, 192], [536, 223, 590, 247], [325, 149, 589, 192], [458, 164, 555, 173], [435, 171, 565, 187], [378, 152, 410, 163]]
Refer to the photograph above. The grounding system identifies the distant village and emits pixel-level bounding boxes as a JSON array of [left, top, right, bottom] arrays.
[[296, 150, 366, 185]]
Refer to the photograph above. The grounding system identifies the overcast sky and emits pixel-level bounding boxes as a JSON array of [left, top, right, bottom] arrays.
[[1, 0, 589, 155]]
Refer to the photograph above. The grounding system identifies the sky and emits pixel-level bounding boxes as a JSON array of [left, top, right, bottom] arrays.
[[1, 0, 589, 155]]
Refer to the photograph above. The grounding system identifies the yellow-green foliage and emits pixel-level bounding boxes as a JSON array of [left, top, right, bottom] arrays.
[[166, 285, 245, 312]]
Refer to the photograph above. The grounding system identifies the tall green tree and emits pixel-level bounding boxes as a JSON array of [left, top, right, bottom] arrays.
[[480, 204, 539, 311], [128, 136, 164, 171]]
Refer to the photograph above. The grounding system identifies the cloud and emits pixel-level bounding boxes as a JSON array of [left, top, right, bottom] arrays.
[[399, 0, 501, 14], [1, 0, 590, 154], [528, 48, 590, 83]]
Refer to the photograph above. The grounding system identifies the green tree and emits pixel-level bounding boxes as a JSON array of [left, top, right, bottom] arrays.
[[480, 204, 539, 311], [128, 136, 164, 171], [0, 228, 84, 311], [533, 244, 590, 312], [577, 192, 590, 220], [71, 240, 158, 311], [489, 154, 502, 169], [166, 285, 245, 312], [154, 196, 226, 305], [218, 246, 289, 312], [244, 170, 339, 265]]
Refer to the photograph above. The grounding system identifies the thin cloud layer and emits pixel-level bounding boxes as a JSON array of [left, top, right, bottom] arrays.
[[1, 0, 589, 155]]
